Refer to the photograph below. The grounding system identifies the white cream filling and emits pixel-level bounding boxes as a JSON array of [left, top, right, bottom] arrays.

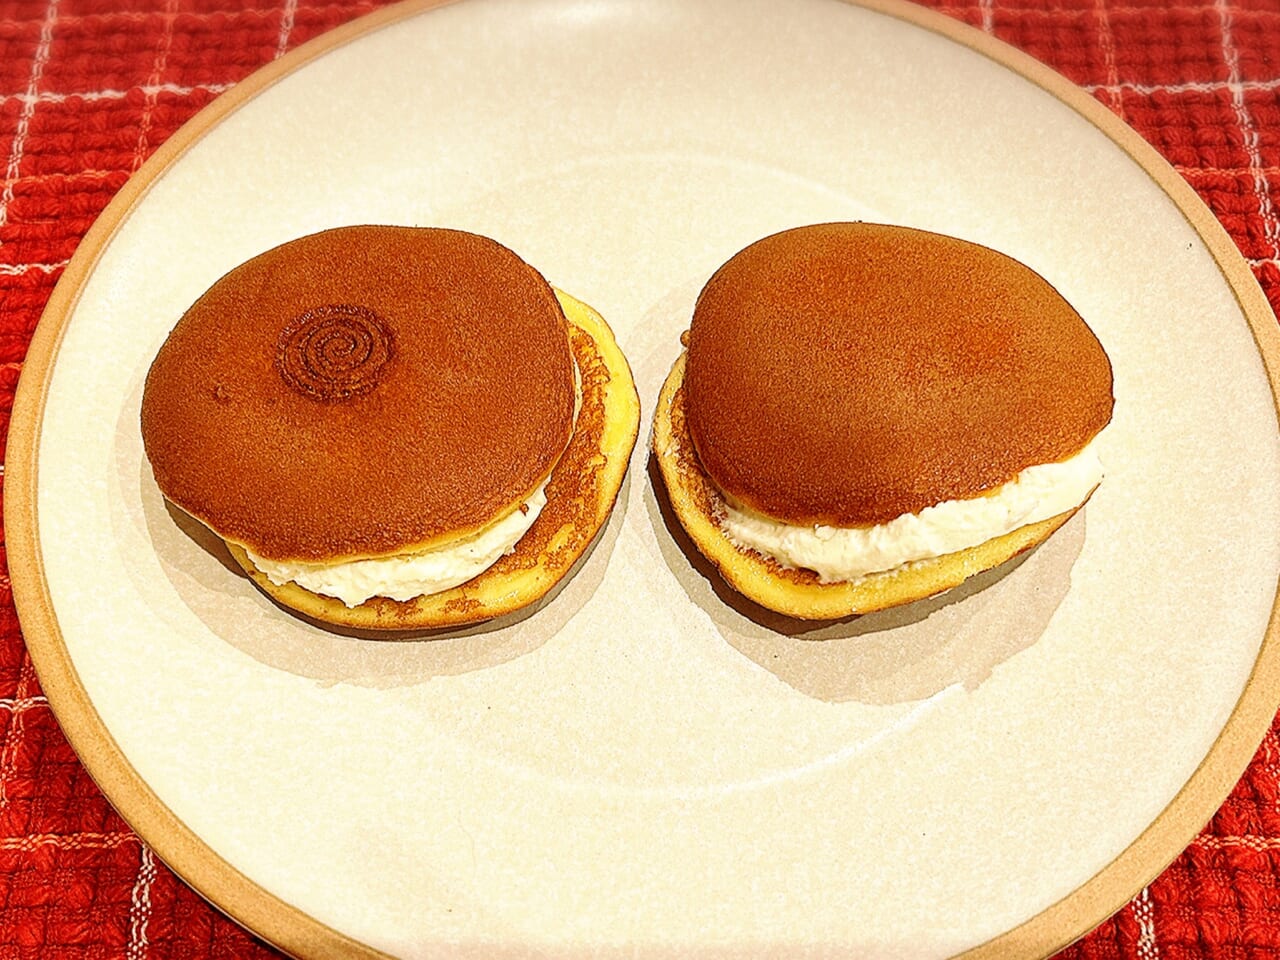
[[245, 482, 548, 607], [719, 436, 1104, 583], [244, 356, 583, 607]]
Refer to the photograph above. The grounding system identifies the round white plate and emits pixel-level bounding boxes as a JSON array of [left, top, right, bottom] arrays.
[[10, 1, 1280, 958]]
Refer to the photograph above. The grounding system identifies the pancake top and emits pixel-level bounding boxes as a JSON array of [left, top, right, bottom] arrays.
[[684, 222, 1114, 526], [141, 226, 576, 562]]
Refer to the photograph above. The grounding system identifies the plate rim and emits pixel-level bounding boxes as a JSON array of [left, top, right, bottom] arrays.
[[6, 0, 1280, 957]]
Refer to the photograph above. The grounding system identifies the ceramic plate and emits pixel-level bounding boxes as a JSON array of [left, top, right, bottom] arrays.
[[9, 0, 1280, 957]]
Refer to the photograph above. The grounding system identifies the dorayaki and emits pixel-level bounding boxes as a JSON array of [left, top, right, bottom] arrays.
[[652, 222, 1114, 619], [141, 225, 640, 630]]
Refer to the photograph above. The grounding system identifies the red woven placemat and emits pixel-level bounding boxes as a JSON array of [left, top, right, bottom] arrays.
[[2, 0, 1279, 957]]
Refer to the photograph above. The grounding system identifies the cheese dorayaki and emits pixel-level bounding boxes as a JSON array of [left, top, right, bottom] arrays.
[[141, 226, 640, 630], [652, 222, 1114, 620]]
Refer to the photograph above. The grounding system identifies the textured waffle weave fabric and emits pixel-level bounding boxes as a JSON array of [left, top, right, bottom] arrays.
[[2, 0, 1280, 957]]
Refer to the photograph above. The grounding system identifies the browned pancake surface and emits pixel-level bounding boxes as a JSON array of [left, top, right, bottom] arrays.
[[141, 226, 576, 562], [685, 222, 1114, 526]]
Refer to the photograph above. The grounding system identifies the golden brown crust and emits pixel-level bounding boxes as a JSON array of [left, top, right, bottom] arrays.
[[655, 353, 1088, 620], [685, 222, 1114, 526], [140, 226, 576, 562], [228, 290, 640, 631]]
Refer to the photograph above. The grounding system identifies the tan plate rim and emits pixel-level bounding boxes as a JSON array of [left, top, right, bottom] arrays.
[[5, 1, 1280, 957]]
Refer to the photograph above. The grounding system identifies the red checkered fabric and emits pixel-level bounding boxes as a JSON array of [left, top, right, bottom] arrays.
[[1, 0, 1279, 957]]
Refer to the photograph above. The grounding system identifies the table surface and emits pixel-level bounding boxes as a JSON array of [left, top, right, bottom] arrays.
[[2, 0, 1279, 957]]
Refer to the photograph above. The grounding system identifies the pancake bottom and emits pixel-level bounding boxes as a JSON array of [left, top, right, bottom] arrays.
[[653, 353, 1087, 621], [227, 290, 640, 631]]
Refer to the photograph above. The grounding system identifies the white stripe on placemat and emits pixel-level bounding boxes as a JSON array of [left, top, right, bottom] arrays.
[[1193, 834, 1280, 851], [1181, 168, 1280, 181], [0, 831, 137, 851], [1218, 0, 1280, 260], [1093, 0, 1124, 117], [1085, 77, 1280, 96], [275, 0, 298, 60], [126, 844, 157, 960], [0, 259, 67, 275], [0, 0, 59, 233], [1133, 886, 1160, 959], [0, 82, 234, 108], [3, 2, 366, 29], [131, 0, 180, 172], [0, 695, 47, 713]]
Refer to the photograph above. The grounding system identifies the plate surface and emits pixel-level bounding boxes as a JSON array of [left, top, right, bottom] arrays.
[[9, 0, 1280, 958]]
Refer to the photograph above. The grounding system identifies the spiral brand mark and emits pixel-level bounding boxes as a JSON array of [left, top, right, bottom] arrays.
[[275, 304, 394, 401]]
